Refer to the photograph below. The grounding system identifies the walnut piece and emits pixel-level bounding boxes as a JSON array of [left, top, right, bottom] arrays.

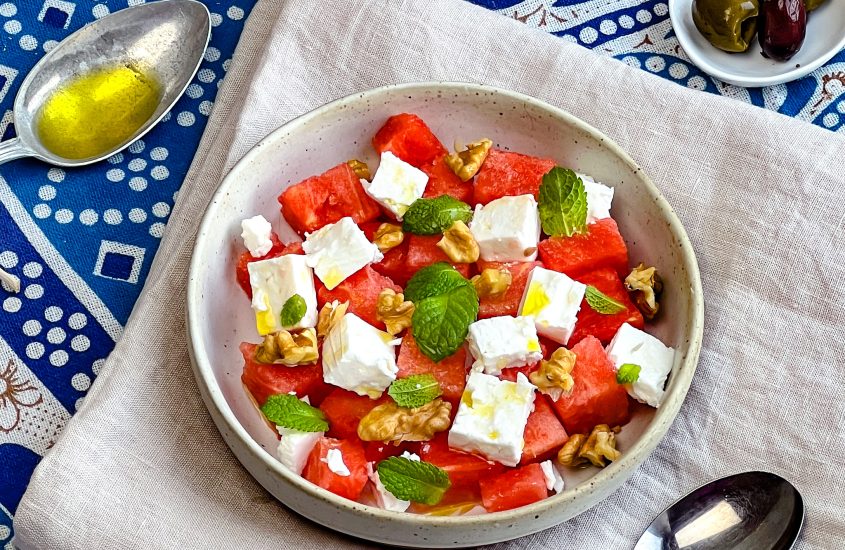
[[357, 399, 452, 443], [376, 288, 415, 336], [254, 328, 319, 366], [444, 138, 493, 182], [557, 425, 622, 468], [347, 159, 371, 181], [471, 268, 512, 299], [316, 300, 348, 338], [625, 263, 663, 320], [372, 222, 404, 253], [530, 347, 576, 401], [437, 220, 480, 263]]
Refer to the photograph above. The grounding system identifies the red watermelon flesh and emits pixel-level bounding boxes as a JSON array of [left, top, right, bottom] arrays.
[[316, 266, 400, 329], [406, 235, 473, 279], [359, 221, 413, 286], [520, 394, 569, 464], [421, 155, 474, 203], [239, 342, 329, 406], [319, 388, 389, 442], [303, 437, 369, 501], [570, 268, 644, 346], [420, 433, 505, 489], [550, 336, 630, 435], [278, 162, 381, 235], [397, 333, 469, 405], [479, 463, 548, 512], [476, 260, 542, 319], [372, 113, 447, 168], [473, 149, 555, 205], [538, 218, 629, 279]]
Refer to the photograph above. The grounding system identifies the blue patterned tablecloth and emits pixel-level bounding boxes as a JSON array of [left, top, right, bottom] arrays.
[[0, 0, 843, 546]]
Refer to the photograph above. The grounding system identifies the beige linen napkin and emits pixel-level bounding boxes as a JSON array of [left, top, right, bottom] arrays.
[[14, 0, 845, 548]]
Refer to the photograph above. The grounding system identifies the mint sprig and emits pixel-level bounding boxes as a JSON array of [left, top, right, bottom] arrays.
[[585, 286, 627, 315], [617, 363, 641, 384], [402, 196, 473, 235], [388, 374, 442, 408], [377, 456, 451, 505], [260, 394, 328, 432], [404, 262, 470, 303], [280, 294, 307, 327], [538, 167, 587, 237]]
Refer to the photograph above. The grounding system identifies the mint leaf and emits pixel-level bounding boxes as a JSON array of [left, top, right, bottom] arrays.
[[585, 286, 626, 315], [412, 282, 478, 362], [617, 363, 641, 384], [388, 374, 442, 408], [402, 196, 473, 235], [404, 262, 469, 303], [377, 456, 451, 505], [280, 294, 307, 327], [538, 167, 587, 237], [260, 394, 328, 432]]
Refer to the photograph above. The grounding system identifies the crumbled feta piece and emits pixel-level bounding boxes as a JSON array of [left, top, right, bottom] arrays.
[[400, 451, 420, 461], [469, 195, 541, 262], [367, 463, 410, 512], [540, 460, 564, 494], [324, 448, 350, 476], [322, 312, 399, 398], [248, 254, 318, 335], [302, 217, 383, 290], [448, 371, 536, 466], [606, 323, 675, 408], [240, 214, 274, 257], [518, 266, 586, 345], [467, 316, 543, 375], [362, 151, 429, 220], [578, 173, 614, 224], [276, 428, 322, 475]]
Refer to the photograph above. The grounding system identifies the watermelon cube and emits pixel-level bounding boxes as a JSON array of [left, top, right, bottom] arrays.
[[316, 266, 400, 329], [420, 433, 505, 489], [538, 218, 629, 279], [476, 260, 542, 319], [240, 342, 329, 407], [473, 149, 555, 205], [479, 463, 548, 512], [303, 437, 368, 501], [397, 333, 469, 404], [550, 336, 630, 434], [520, 394, 569, 464], [279, 162, 381, 235], [406, 235, 473, 279], [319, 388, 388, 441], [359, 221, 413, 286], [372, 113, 447, 168], [570, 268, 644, 346], [235, 237, 303, 299], [421, 155, 474, 203]]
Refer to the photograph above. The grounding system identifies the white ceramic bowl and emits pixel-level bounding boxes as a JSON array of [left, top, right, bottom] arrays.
[[187, 82, 704, 548], [669, 0, 845, 87]]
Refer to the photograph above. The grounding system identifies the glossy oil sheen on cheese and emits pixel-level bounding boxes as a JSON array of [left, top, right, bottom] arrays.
[[466, 315, 542, 375], [518, 266, 586, 345], [37, 64, 161, 160]]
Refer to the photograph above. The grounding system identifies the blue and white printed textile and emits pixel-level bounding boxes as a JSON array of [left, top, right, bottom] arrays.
[[0, 0, 842, 547]]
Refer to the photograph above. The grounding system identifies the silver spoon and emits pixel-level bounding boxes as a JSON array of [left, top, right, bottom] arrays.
[[0, 0, 210, 167], [635, 471, 804, 550]]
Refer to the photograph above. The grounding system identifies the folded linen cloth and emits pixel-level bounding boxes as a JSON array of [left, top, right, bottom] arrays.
[[14, 0, 845, 548]]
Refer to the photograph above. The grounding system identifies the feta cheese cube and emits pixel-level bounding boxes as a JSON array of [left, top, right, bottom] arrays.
[[276, 427, 322, 475], [302, 217, 383, 290], [248, 254, 318, 335], [367, 452, 419, 512], [518, 266, 586, 345], [240, 214, 274, 257], [362, 151, 429, 220], [470, 195, 541, 262], [606, 323, 675, 408], [448, 372, 536, 466], [324, 448, 351, 476], [322, 312, 399, 398], [467, 315, 543, 375], [578, 173, 614, 224], [540, 460, 565, 494]]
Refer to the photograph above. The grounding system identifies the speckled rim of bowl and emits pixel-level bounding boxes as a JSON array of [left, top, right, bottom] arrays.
[[187, 82, 704, 533]]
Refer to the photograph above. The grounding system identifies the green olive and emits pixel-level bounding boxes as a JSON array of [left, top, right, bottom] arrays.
[[692, 0, 760, 53], [805, 0, 827, 11]]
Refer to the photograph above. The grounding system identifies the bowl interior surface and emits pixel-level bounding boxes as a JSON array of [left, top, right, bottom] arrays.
[[669, 0, 845, 87], [188, 83, 702, 546]]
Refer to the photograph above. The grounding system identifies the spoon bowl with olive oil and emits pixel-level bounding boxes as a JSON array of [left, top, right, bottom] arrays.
[[0, 0, 210, 167]]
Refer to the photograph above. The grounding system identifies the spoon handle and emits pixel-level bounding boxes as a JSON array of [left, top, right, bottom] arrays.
[[0, 138, 32, 166]]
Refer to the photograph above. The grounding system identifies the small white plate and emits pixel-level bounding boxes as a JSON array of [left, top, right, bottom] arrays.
[[669, 0, 845, 87]]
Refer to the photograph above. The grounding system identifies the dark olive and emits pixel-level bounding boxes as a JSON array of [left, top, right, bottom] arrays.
[[805, 0, 827, 11], [692, 0, 760, 53], [759, 0, 806, 61]]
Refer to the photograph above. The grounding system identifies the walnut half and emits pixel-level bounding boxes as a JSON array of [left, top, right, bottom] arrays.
[[557, 424, 622, 468], [471, 268, 512, 299], [625, 263, 663, 320], [529, 347, 576, 401], [357, 399, 452, 443], [376, 288, 414, 336], [444, 138, 493, 181], [254, 328, 319, 366], [372, 222, 404, 253], [437, 220, 480, 263], [316, 300, 348, 338]]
